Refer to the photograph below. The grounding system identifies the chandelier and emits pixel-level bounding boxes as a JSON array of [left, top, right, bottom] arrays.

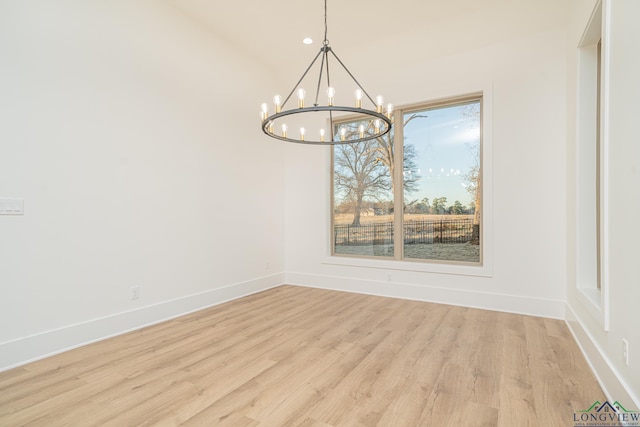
[[259, 0, 393, 145]]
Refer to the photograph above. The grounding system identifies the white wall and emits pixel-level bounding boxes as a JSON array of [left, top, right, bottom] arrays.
[[284, 10, 571, 318], [566, 0, 640, 408], [0, 0, 285, 369]]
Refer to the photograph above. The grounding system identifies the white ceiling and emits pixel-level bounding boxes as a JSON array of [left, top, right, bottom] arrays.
[[171, 0, 569, 83]]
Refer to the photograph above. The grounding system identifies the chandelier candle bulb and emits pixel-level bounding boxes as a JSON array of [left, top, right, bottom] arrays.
[[374, 119, 381, 133], [297, 88, 306, 108], [376, 95, 384, 113], [386, 103, 394, 118], [300, 127, 305, 141], [340, 127, 347, 141], [327, 87, 335, 106], [281, 124, 288, 137], [320, 128, 325, 142], [355, 89, 363, 108], [268, 121, 274, 133], [260, 103, 268, 121], [273, 95, 282, 113], [359, 124, 365, 138]]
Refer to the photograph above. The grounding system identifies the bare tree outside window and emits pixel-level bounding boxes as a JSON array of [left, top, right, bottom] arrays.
[[333, 121, 395, 256], [334, 140, 392, 227]]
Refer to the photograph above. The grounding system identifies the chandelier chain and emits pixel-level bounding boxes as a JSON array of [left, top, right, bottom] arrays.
[[323, 0, 328, 45]]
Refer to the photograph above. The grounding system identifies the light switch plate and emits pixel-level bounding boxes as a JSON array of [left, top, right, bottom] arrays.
[[0, 199, 24, 215]]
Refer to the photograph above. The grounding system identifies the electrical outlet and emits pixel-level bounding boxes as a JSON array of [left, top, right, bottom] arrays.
[[131, 286, 140, 300], [622, 338, 629, 366]]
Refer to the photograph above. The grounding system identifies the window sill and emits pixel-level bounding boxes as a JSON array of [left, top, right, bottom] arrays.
[[322, 255, 492, 278]]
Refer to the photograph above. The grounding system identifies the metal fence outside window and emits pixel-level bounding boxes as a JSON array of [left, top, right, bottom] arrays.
[[334, 218, 475, 246]]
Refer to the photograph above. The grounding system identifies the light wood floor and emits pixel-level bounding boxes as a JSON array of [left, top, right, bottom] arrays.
[[0, 285, 604, 426]]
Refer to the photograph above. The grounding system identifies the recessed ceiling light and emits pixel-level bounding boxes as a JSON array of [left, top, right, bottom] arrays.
[[302, 37, 313, 45]]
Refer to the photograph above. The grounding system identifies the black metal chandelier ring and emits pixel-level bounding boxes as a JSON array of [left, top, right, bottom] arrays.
[[261, 106, 392, 145]]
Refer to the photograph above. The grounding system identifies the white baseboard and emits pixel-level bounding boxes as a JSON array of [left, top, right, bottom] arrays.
[[565, 303, 640, 409], [0, 273, 285, 372], [285, 272, 566, 319]]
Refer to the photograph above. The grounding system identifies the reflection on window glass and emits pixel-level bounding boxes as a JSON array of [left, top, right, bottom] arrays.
[[403, 101, 481, 262]]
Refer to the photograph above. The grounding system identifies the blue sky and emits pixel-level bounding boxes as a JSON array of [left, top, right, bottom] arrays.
[[402, 102, 480, 207]]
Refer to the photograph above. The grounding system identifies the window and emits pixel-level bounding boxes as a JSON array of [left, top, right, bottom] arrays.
[[332, 94, 482, 265]]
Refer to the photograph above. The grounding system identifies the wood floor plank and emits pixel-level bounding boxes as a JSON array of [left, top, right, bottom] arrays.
[[0, 285, 605, 426], [497, 318, 540, 426]]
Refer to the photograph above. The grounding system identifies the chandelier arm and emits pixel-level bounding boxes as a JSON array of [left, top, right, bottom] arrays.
[[281, 48, 324, 107], [323, 46, 335, 141], [325, 48, 332, 89], [325, 48, 337, 141], [313, 49, 328, 106], [328, 48, 377, 106]]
